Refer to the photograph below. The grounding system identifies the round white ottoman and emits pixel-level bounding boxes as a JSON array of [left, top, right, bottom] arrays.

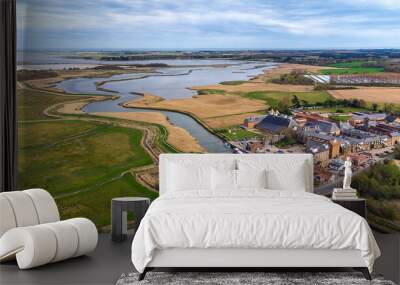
[[0, 218, 98, 269]]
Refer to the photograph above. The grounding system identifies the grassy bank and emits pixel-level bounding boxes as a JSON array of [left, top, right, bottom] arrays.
[[18, 120, 156, 227], [17, 88, 87, 121], [58, 172, 158, 229]]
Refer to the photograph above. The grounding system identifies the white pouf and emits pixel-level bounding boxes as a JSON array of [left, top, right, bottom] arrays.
[[0, 189, 98, 269]]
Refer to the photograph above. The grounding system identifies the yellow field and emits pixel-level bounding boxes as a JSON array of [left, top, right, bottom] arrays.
[[329, 88, 400, 104], [123, 93, 267, 128]]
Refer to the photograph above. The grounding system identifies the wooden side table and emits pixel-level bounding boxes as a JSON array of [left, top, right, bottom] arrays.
[[111, 197, 150, 242], [332, 198, 366, 218]]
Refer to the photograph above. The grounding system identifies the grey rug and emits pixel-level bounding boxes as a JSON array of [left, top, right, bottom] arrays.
[[116, 272, 395, 285]]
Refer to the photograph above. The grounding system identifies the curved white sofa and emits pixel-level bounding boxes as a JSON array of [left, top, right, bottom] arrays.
[[0, 189, 98, 269]]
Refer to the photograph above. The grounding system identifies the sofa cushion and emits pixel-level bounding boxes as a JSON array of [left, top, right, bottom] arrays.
[[0, 196, 17, 238], [1, 192, 39, 227]]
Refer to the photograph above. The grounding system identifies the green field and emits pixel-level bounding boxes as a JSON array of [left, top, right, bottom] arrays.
[[197, 89, 226, 95], [17, 88, 87, 121], [58, 172, 158, 228], [220, 80, 247, 85], [18, 120, 157, 228], [217, 126, 262, 141], [321, 61, 385, 75], [241, 91, 332, 107]]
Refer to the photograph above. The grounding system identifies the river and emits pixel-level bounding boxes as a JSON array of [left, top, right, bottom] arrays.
[[55, 60, 275, 152]]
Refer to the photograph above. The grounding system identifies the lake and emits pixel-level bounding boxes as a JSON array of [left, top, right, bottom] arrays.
[[55, 59, 274, 152]]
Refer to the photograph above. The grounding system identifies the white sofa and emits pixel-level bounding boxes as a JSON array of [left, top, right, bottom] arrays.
[[0, 189, 98, 269]]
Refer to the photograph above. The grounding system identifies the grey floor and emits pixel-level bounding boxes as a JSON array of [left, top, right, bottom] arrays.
[[1, 233, 399, 285], [0, 234, 134, 285]]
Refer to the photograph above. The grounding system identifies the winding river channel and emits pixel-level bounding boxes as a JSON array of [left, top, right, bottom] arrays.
[[55, 60, 275, 152]]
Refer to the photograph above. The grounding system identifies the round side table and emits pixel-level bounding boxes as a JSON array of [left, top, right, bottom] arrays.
[[111, 197, 150, 242]]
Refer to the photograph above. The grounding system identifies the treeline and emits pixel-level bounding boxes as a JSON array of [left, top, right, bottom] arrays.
[[270, 70, 314, 85], [352, 160, 400, 220], [314, 84, 356, 91], [17, 70, 58, 81], [363, 61, 400, 73], [291, 96, 368, 110], [352, 161, 400, 200]]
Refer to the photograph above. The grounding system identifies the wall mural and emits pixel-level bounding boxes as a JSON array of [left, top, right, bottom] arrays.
[[16, 0, 400, 232]]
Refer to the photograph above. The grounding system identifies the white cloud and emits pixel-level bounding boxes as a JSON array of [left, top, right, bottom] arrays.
[[337, 0, 400, 9], [16, 0, 400, 49]]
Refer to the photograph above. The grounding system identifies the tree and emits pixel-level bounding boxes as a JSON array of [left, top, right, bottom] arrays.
[[384, 103, 395, 113], [277, 97, 291, 115], [359, 99, 367, 109], [301, 100, 309, 107], [291, 95, 301, 108], [372, 103, 378, 112]]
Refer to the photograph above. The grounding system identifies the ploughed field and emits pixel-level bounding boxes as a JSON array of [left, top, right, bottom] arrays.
[[329, 88, 400, 104]]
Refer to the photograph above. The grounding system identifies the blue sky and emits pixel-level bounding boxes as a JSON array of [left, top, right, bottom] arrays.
[[17, 0, 400, 50]]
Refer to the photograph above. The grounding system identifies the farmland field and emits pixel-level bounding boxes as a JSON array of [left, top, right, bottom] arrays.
[[241, 90, 332, 107], [329, 87, 400, 104], [320, 61, 384, 75]]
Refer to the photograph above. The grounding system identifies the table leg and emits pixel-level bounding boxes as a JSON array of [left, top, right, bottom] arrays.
[[111, 201, 123, 242]]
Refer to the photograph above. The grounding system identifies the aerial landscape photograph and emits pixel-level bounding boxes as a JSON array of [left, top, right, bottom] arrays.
[[15, 0, 400, 236]]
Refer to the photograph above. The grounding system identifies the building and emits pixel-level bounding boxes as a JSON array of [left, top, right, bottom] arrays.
[[368, 123, 400, 145], [245, 141, 265, 153], [349, 153, 371, 167], [350, 112, 387, 126], [298, 131, 341, 158], [330, 73, 400, 85], [306, 140, 330, 166], [303, 120, 341, 136], [341, 128, 389, 149], [385, 114, 400, 124], [255, 114, 297, 142], [243, 115, 265, 129], [293, 111, 330, 123]]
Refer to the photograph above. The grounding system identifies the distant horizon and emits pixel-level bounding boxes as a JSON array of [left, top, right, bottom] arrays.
[[16, 48, 400, 53], [17, 0, 400, 50]]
